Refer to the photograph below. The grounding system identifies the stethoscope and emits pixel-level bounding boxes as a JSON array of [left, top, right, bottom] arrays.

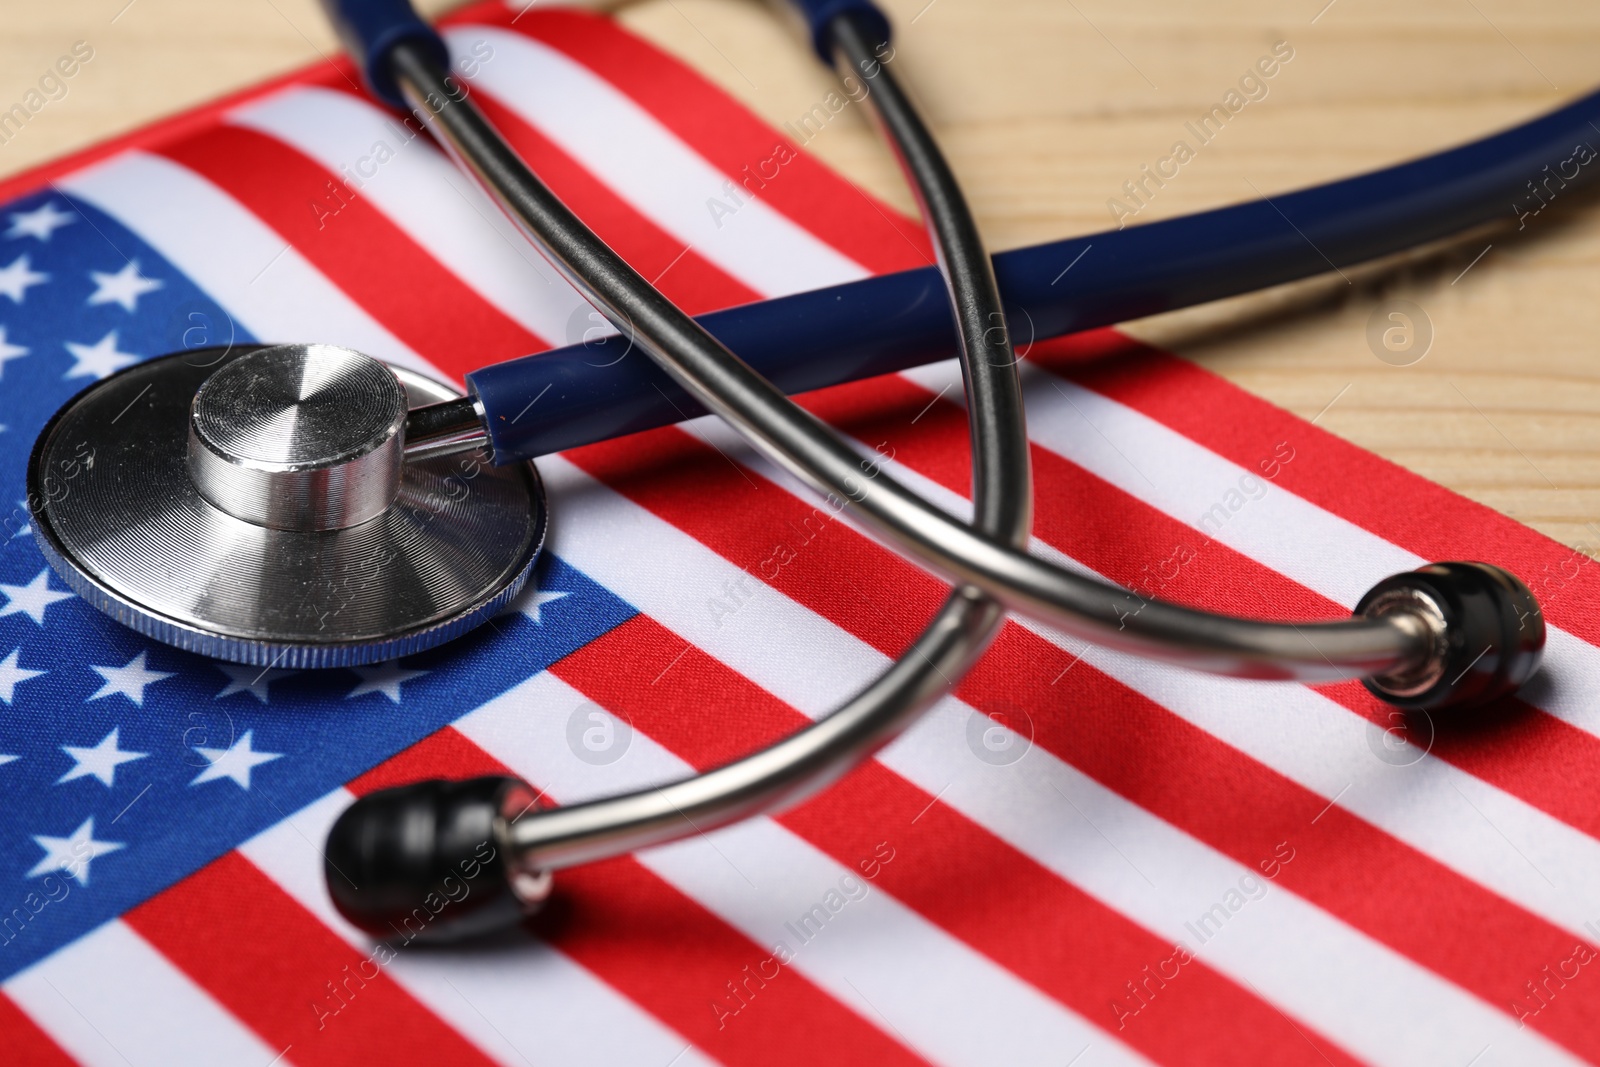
[[23, 0, 1563, 941]]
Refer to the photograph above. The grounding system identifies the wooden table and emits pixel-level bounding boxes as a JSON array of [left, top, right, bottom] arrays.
[[8, 0, 1599, 549]]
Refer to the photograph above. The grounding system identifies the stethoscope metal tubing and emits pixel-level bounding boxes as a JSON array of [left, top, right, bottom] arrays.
[[401, 394, 487, 461], [501, 11, 1035, 873], [507, 588, 1007, 871], [826, 11, 1033, 545]]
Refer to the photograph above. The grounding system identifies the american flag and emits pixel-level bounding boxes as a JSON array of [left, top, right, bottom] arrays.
[[0, 3, 1598, 1064]]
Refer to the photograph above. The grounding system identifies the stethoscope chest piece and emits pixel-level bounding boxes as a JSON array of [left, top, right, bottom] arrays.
[[27, 343, 546, 667]]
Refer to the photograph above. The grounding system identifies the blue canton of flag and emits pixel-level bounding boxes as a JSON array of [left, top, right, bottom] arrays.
[[0, 190, 630, 981]]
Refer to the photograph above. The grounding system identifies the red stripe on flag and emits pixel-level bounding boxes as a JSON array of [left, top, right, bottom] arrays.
[[153, 124, 542, 381], [126, 852, 495, 1067], [0, 992, 75, 1066], [478, 8, 936, 276], [795, 371, 1600, 843], [1038, 331, 1600, 646], [553, 614, 1363, 1066], [352, 728, 930, 1066], [563, 421, 1600, 1056]]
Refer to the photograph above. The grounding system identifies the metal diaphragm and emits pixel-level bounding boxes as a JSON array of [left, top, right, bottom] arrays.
[[26, 344, 546, 668]]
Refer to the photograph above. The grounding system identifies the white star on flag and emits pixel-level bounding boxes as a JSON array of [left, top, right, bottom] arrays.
[[190, 730, 282, 789], [0, 254, 47, 303], [516, 586, 569, 624], [215, 664, 296, 704], [0, 327, 27, 380], [7, 201, 75, 242], [87, 651, 174, 706], [28, 817, 124, 885], [347, 661, 428, 703], [57, 727, 148, 788], [0, 647, 45, 704], [64, 331, 139, 380], [87, 260, 163, 313], [0, 569, 73, 625]]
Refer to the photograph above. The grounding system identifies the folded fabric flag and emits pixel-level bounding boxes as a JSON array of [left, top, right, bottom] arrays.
[[0, 4, 1598, 1065]]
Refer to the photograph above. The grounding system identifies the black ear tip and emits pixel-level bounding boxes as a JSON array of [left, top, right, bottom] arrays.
[[324, 775, 550, 943], [1355, 562, 1545, 712]]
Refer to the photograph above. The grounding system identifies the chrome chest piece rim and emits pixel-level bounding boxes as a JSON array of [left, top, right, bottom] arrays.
[[26, 344, 547, 668]]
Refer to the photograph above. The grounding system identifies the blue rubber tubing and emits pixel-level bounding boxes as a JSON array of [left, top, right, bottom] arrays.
[[455, 78, 1600, 460]]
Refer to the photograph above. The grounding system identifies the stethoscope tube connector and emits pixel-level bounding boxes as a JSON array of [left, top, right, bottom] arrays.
[[1355, 561, 1545, 711]]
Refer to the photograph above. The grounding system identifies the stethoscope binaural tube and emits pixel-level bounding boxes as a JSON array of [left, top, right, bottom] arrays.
[[359, 7, 1533, 688], [314, 0, 1546, 942]]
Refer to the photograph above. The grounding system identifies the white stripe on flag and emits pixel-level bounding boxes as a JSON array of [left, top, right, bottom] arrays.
[[5, 920, 288, 1067], [445, 25, 871, 298], [538, 453, 1583, 1067], [58, 151, 441, 381], [455, 670, 1152, 1067], [239, 790, 718, 1067], [227, 86, 588, 347]]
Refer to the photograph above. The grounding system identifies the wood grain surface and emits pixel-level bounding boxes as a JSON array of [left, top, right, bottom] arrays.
[[6, 0, 1598, 549]]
